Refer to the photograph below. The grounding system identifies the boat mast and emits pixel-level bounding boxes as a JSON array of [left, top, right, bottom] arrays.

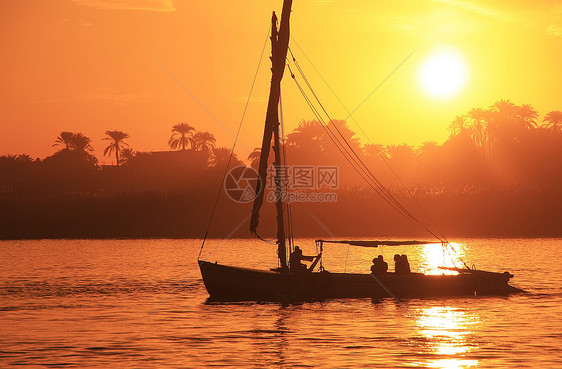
[[250, 0, 292, 269]]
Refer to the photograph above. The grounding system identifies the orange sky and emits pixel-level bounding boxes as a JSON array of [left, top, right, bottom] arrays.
[[1, 0, 561, 164]]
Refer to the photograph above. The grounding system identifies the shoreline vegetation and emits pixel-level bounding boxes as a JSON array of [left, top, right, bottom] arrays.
[[1, 100, 561, 239]]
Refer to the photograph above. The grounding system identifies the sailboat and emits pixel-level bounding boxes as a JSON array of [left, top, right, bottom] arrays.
[[198, 0, 523, 302]]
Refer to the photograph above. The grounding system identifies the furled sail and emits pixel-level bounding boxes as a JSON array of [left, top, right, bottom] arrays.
[[249, 0, 293, 236], [316, 240, 436, 248]]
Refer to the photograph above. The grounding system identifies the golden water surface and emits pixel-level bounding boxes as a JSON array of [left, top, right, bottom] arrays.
[[1, 238, 560, 368]]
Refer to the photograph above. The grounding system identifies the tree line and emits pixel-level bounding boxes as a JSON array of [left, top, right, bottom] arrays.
[[48, 122, 218, 167], [0, 100, 561, 239]]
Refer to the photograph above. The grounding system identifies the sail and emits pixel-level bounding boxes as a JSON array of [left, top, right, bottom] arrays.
[[250, 0, 293, 236], [317, 240, 435, 248]]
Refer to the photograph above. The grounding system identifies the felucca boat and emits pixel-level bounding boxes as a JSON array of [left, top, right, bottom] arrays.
[[198, 0, 523, 302]]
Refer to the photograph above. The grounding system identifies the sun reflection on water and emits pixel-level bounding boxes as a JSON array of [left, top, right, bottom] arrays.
[[426, 359, 479, 369], [411, 306, 478, 368], [419, 243, 465, 275]]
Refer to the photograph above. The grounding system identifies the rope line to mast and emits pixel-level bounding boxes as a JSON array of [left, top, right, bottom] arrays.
[[290, 39, 448, 241], [287, 51, 445, 243], [197, 28, 270, 260], [287, 62, 411, 221], [287, 64, 429, 232], [293, 57, 415, 218], [288, 43, 472, 267], [290, 49, 430, 230], [279, 91, 295, 253]]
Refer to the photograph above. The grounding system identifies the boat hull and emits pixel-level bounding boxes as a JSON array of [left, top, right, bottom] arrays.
[[198, 261, 523, 302]]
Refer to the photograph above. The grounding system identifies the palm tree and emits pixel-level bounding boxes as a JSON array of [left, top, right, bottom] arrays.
[[363, 143, 387, 159], [418, 141, 439, 156], [468, 108, 487, 146], [248, 148, 261, 170], [385, 144, 416, 160], [120, 147, 134, 166], [211, 147, 243, 168], [485, 99, 519, 154], [192, 131, 216, 152], [468, 107, 490, 158], [328, 120, 362, 153], [448, 115, 469, 137], [543, 111, 562, 134], [103, 130, 129, 166], [53, 131, 75, 150], [286, 120, 325, 148], [168, 122, 195, 150], [492, 99, 517, 118], [70, 133, 94, 153], [517, 104, 538, 130]]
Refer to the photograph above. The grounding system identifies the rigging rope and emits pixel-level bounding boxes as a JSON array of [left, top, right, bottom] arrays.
[[287, 50, 451, 245], [288, 44, 472, 267], [287, 58, 443, 241], [197, 28, 270, 260], [279, 91, 295, 254], [295, 52, 431, 228]]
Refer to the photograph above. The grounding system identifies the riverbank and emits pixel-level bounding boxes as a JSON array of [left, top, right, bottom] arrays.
[[2, 185, 560, 239]]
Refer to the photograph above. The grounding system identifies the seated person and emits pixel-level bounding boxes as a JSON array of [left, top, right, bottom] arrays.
[[394, 254, 411, 274], [289, 246, 320, 272], [401, 254, 411, 273], [394, 254, 403, 274], [371, 255, 388, 274]]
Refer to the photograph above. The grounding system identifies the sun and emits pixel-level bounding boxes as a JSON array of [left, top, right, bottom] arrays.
[[418, 48, 468, 100]]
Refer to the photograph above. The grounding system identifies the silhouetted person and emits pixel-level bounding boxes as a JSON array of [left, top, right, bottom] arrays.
[[401, 254, 411, 273], [394, 254, 411, 274], [371, 255, 388, 274], [289, 246, 317, 272], [394, 254, 403, 274]]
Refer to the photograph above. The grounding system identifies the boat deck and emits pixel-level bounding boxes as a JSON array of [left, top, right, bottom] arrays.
[[198, 261, 523, 302]]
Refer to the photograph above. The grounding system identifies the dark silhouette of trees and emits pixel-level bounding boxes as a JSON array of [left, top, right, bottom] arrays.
[[0, 154, 36, 195], [286, 120, 326, 149], [120, 148, 134, 166], [8, 107, 562, 191], [192, 131, 216, 151], [103, 130, 129, 166], [329, 120, 361, 150], [518, 104, 539, 131], [1, 101, 562, 239], [488, 99, 520, 149], [52, 131, 95, 154], [384, 144, 419, 184], [323, 120, 362, 167], [70, 133, 95, 154], [211, 147, 243, 169], [285, 120, 329, 169], [38, 132, 99, 195], [48, 132, 97, 168], [53, 131, 75, 150], [363, 143, 386, 158], [70, 133, 94, 153], [543, 111, 562, 134], [467, 108, 487, 158], [192, 131, 216, 161], [418, 141, 439, 156], [448, 114, 470, 137], [168, 122, 195, 150], [248, 148, 261, 170]]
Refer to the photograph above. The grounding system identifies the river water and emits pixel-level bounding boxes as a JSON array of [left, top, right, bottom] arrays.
[[0, 238, 560, 368]]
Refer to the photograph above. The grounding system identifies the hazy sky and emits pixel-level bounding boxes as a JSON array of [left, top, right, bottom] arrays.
[[1, 0, 561, 164]]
